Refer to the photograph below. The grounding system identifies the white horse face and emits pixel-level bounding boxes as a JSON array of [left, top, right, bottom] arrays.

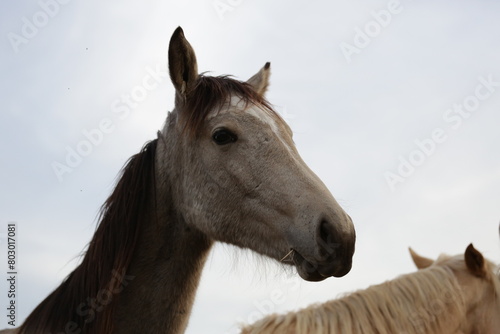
[[163, 27, 355, 281]]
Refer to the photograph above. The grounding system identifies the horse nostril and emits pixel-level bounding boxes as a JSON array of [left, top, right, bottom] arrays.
[[317, 219, 338, 261], [319, 220, 330, 243]]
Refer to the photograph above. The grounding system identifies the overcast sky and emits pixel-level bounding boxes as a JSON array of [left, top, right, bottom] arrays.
[[1, 0, 500, 333]]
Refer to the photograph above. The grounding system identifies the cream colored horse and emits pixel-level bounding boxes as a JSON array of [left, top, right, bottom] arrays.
[[2, 27, 355, 334], [241, 244, 500, 334]]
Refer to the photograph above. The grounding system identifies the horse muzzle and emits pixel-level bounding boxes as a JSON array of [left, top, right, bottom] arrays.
[[289, 216, 356, 281]]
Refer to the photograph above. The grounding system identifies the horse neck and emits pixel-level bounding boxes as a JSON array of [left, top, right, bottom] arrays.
[[113, 137, 214, 334], [19, 139, 213, 334], [243, 266, 467, 334]]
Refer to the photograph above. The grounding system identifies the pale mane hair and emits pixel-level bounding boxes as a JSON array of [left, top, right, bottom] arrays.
[[241, 265, 468, 334]]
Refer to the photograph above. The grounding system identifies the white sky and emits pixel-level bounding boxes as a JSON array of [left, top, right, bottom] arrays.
[[1, 0, 500, 333]]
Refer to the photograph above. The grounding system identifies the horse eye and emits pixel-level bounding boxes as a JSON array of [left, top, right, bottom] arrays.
[[212, 128, 237, 145]]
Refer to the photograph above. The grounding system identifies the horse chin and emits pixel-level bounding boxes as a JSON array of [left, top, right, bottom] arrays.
[[293, 250, 352, 282]]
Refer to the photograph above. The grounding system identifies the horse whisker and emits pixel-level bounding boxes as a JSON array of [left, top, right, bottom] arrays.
[[280, 249, 294, 262]]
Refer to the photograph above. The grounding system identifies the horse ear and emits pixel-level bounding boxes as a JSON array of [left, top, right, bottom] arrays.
[[168, 27, 198, 97], [409, 248, 434, 269], [465, 244, 487, 278], [247, 62, 271, 97]]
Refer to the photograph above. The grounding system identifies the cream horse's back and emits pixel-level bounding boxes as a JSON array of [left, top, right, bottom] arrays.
[[242, 244, 500, 334]]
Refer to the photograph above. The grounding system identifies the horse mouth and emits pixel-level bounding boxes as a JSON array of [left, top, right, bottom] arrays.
[[291, 249, 352, 282]]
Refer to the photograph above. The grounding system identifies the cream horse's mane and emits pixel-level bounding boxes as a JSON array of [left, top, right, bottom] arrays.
[[242, 254, 499, 334]]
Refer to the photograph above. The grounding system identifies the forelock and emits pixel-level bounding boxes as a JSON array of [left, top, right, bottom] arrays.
[[179, 75, 275, 137]]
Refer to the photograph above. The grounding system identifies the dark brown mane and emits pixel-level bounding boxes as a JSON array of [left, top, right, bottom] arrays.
[[20, 139, 158, 334], [181, 75, 276, 136]]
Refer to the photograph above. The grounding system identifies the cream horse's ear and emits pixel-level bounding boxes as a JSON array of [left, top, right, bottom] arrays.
[[465, 243, 487, 278], [168, 27, 198, 97], [409, 248, 434, 269], [247, 62, 271, 97]]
